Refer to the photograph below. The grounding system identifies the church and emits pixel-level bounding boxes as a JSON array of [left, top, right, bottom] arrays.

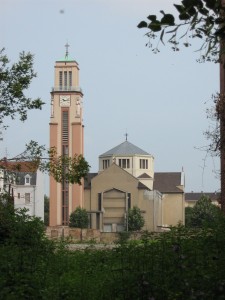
[[49, 47, 185, 232]]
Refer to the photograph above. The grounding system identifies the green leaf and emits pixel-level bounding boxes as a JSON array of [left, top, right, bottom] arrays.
[[205, 0, 216, 9], [161, 14, 175, 25], [148, 21, 161, 32], [179, 13, 191, 20], [199, 7, 209, 15], [147, 15, 157, 22], [188, 6, 196, 16], [174, 4, 185, 14], [215, 17, 224, 24], [137, 21, 148, 28]]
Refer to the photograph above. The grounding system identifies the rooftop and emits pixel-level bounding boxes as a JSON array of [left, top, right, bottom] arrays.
[[100, 140, 150, 157]]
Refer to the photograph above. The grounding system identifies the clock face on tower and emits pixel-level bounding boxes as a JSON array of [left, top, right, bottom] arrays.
[[59, 95, 70, 107]]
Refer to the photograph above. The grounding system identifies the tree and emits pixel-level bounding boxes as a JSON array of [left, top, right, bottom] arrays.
[[138, 0, 225, 213], [128, 205, 145, 231], [137, 0, 222, 63], [69, 206, 89, 229], [0, 49, 44, 125], [44, 195, 49, 226], [185, 206, 194, 227], [185, 195, 224, 227]]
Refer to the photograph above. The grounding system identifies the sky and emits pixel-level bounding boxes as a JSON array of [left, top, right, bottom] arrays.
[[1, 0, 220, 194]]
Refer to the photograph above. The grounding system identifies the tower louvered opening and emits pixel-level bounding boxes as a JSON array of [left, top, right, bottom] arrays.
[[62, 110, 69, 144]]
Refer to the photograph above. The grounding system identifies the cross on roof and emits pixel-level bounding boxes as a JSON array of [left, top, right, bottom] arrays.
[[65, 42, 70, 58], [125, 132, 128, 141]]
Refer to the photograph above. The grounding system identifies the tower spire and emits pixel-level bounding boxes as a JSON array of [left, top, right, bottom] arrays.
[[65, 42, 70, 59]]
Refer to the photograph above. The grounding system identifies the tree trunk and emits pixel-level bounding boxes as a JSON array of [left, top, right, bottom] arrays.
[[220, 0, 225, 213]]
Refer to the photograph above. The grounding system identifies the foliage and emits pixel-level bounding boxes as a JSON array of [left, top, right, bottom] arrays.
[[128, 205, 145, 231], [0, 193, 49, 245], [138, 0, 223, 63], [185, 206, 194, 227], [116, 231, 131, 245], [0, 194, 55, 299], [46, 147, 89, 185], [25, 140, 90, 185], [44, 194, 49, 226], [186, 195, 224, 227], [204, 93, 221, 155], [2, 201, 225, 299], [0, 48, 44, 125], [0, 194, 15, 243], [0, 140, 90, 185], [69, 206, 89, 229]]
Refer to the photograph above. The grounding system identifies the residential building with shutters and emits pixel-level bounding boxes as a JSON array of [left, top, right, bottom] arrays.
[[0, 161, 44, 220]]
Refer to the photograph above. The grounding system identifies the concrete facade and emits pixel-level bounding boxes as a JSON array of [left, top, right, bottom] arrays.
[[49, 51, 84, 226], [84, 141, 185, 232]]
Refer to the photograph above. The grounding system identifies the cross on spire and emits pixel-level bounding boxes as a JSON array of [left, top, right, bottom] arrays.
[[65, 42, 70, 58], [125, 132, 128, 141]]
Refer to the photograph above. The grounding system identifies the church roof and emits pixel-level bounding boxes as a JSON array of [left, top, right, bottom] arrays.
[[138, 173, 152, 179], [84, 172, 150, 191], [56, 56, 77, 63], [153, 172, 183, 193], [99, 141, 150, 157]]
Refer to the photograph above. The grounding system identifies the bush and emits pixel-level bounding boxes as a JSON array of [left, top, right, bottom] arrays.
[[69, 206, 89, 229], [186, 195, 224, 228], [128, 205, 145, 231]]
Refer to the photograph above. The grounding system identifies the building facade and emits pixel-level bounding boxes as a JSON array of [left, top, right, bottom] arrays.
[[84, 140, 185, 232], [49, 47, 84, 226], [0, 161, 44, 220], [49, 48, 185, 230]]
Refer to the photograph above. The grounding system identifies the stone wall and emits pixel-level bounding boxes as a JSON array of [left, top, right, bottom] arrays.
[[46, 226, 102, 242], [46, 227, 144, 243], [45, 227, 152, 243]]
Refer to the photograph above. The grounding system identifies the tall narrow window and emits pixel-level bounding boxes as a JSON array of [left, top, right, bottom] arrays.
[[64, 71, 67, 88], [62, 111, 69, 144], [98, 193, 102, 211], [62, 110, 69, 225], [127, 193, 131, 209], [69, 71, 72, 88], [25, 193, 30, 204], [62, 190, 69, 225], [103, 159, 109, 169], [119, 159, 130, 169], [140, 159, 148, 169], [25, 175, 31, 185], [59, 71, 63, 89]]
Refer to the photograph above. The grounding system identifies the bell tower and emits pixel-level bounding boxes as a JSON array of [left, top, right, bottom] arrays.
[[49, 44, 84, 226]]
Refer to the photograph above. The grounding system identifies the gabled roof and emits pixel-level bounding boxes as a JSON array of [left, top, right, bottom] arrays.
[[185, 192, 220, 202], [0, 160, 39, 173], [84, 164, 150, 190], [138, 181, 150, 190], [138, 173, 152, 179], [84, 173, 98, 189], [16, 172, 37, 186], [99, 140, 150, 157], [153, 172, 183, 193]]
